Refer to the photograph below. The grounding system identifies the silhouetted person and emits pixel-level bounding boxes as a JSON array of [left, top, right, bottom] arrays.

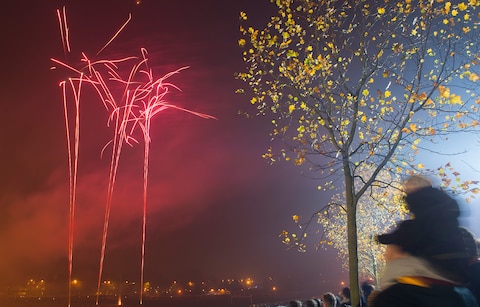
[[461, 226, 480, 305], [305, 298, 322, 307], [371, 175, 478, 307], [323, 292, 337, 307], [361, 282, 374, 306], [339, 287, 351, 306], [289, 299, 302, 307]]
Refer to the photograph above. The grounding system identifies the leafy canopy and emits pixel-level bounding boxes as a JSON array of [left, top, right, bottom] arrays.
[[238, 0, 480, 179]]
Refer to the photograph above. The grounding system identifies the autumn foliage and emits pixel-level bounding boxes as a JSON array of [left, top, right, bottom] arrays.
[[238, 0, 479, 305]]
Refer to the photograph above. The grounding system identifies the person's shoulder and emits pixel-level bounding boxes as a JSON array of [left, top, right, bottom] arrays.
[[372, 282, 477, 307], [371, 283, 416, 304]]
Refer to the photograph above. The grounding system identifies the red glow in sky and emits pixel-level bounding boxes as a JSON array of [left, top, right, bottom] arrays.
[[53, 9, 216, 302], [0, 0, 347, 298]]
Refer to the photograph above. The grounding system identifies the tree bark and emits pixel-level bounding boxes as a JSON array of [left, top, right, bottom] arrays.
[[345, 165, 360, 307]]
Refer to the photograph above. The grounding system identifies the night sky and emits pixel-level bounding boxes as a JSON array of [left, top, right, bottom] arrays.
[[0, 0, 347, 296], [2, 0, 479, 299]]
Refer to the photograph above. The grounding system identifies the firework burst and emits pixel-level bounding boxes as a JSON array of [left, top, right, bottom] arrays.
[[52, 7, 215, 306]]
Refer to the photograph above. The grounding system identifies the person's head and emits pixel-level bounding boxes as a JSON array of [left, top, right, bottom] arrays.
[[403, 174, 432, 194], [322, 292, 337, 307], [340, 287, 350, 300], [477, 239, 480, 260], [305, 298, 319, 307], [361, 281, 375, 299], [460, 226, 479, 264], [289, 300, 302, 307]]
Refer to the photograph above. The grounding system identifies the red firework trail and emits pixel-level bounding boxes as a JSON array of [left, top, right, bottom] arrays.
[[53, 7, 215, 306]]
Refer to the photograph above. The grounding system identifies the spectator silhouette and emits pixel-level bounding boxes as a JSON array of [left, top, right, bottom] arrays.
[[339, 287, 351, 306], [360, 282, 374, 306], [371, 175, 478, 307], [323, 292, 337, 307], [461, 226, 480, 304]]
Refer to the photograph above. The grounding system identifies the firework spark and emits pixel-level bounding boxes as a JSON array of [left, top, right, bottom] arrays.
[[53, 7, 215, 306]]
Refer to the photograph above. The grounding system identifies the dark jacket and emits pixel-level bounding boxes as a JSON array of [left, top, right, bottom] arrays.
[[404, 187, 465, 258], [469, 261, 480, 305], [377, 187, 470, 282], [371, 279, 479, 307]]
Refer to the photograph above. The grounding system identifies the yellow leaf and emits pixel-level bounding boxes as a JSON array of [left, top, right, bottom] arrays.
[[377, 7, 386, 14], [361, 115, 367, 123], [469, 73, 479, 82], [385, 90, 391, 98], [418, 163, 425, 169], [287, 50, 298, 58], [289, 104, 295, 113], [458, 2, 468, 11], [238, 38, 246, 47], [410, 123, 418, 133], [449, 94, 462, 104], [438, 86, 450, 98], [416, 92, 427, 101], [362, 89, 369, 96], [445, 2, 451, 13]]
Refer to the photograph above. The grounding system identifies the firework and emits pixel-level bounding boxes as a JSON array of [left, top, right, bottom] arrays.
[[52, 7, 215, 306]]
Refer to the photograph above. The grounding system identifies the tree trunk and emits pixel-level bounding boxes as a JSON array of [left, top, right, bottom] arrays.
[[345, 167, 360, 306]]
